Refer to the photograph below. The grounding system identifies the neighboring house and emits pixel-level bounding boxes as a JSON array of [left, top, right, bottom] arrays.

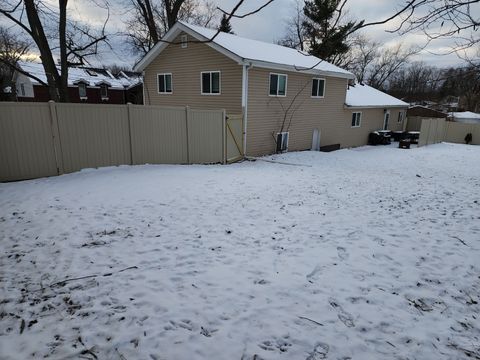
[[13, 61, 143, 104], [406, 105, 447, 131], [449, 111, 480, 124], [134, 21, 408, 156]]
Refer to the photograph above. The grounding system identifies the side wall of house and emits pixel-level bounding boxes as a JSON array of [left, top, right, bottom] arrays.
[[246, 68, 407, 156], [246, 67, 350, 156], [143, 33, 243, 114], [341, 108, 406, 148]]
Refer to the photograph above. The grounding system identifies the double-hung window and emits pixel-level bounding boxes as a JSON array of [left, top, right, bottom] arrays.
[[100, 84, 108, 100], [158, 73, 172, 94], [351, 112, 362, 127], [269, 73, 287, 96], [311, 78, 325, 98], [398, 111, 405, 123], [78, 83, 87, 99], [201, 71, 220, 95]]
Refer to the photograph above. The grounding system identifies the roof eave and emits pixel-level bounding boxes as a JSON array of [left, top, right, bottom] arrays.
[[345, 104, 409, 109], [246, 59, 354, 79]]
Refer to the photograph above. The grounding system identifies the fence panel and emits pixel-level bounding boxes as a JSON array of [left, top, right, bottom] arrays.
[[0, 103, 58, 181], [55, 103, 131, 174], [445, 122, 480, 145], [187, 109, 225, 164], [130, 105, 188, 164], [418, 118, 446, 147]]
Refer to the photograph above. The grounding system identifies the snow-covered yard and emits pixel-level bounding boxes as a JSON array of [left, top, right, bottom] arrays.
[[1, 143, 479, 360]]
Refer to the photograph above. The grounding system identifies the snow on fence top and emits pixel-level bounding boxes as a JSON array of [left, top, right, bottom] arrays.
[[346, 83, 409, 108]]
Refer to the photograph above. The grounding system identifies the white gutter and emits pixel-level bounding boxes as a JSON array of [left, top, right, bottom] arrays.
[[242, 62, 252, 156]]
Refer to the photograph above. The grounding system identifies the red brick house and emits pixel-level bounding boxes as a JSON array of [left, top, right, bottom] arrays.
[[13, 61, 143, 104]]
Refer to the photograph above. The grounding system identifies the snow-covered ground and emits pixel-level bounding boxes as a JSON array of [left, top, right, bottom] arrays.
[[1, 143, 479, 360]]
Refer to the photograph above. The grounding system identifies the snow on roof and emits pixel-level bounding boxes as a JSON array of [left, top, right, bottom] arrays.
[[345, 83, 409, 108], [450, 111, 480, 119], [135, 21, 354, 79], [17, 61, 140, 89]]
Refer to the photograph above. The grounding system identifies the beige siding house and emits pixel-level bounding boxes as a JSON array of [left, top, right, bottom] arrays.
[[135, 21, 408, 157]]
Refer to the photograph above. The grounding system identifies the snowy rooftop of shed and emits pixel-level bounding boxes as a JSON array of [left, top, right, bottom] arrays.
[[450, 111, 480, 119], [346, 83, 409, 108]]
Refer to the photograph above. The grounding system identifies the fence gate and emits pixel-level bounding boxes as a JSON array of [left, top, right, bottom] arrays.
[[226, 114, 244, 163]]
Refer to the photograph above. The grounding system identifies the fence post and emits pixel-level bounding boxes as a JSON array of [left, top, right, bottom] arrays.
[[185, 106, 190, 164], [223, 110, 227, 164], [48, 100, 64, 175], [127, 103, 134, 165]]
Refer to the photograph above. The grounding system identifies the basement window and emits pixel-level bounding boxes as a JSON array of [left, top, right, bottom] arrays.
[[157, 73, 173, 94], [201, 71, 220, 95], [311, 78, 325, 98], [269, 73, 287, 97], [351, 112, 362, 127]]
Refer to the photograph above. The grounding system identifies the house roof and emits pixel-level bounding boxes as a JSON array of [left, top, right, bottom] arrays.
[[134, 21, 355, 79], [16, 61, 142, 90], [450, 111, 480, 120], [345, 83, 409, 108], [407, 105, 447, 118]]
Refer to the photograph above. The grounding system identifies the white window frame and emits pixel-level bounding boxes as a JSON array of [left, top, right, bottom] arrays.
[[20, 83, 25, 96], [311, 77, 326, 98], [157, 73, 173, 94], [100, 84, 109, 100], [398, 110, 405, 123], [78, 83, 87, 99], [200, 71, 221, 95], [180, 34, 188, 48], [351, 111, 362, 128], [269, 73, 287, 97]]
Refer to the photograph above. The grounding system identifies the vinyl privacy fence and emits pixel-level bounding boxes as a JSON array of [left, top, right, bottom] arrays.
[[0, 102, 230, 182], [418, 118, 480, 147]]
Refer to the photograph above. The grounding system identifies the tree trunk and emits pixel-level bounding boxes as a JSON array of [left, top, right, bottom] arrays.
[[165, 0, 185, 29], [24, 0, 61, 101], [59, 0, 69, 102]]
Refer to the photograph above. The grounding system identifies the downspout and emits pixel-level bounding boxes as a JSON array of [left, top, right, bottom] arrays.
[[242, 62, 252, 156], [142, 71, 148, 105]]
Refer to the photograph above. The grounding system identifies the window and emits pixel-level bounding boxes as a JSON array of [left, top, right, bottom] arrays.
[[311, 78, 325, 98], [100, 84, 108, 100], [201, 71, 220, 95], [157, 73, 173, 94], [181, 34, 188, 48], [351, 112, 361, 127], [20, 83, 25, 96], [269, 73, 287, 96], [398, 111, 405, 123], [78, 83, 87, 99]]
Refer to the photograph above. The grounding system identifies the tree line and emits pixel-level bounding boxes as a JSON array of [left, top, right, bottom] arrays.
[[0, 0, 478, 107]]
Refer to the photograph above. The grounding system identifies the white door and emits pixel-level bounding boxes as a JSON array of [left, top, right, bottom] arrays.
[[383, 111, 390, 130], [311, 128, 321, 151]]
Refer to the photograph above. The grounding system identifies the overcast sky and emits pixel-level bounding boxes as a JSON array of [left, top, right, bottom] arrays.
[[94, 0, 476, 68], [4, 0, 478, 68]]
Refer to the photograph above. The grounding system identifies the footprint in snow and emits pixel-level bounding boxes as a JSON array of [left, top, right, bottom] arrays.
[[337, 246, 348, 261], [306, 342, 329, 360], [329, 299, 355, 328]]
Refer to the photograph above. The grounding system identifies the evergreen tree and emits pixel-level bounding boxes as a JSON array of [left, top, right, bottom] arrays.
[[218, 14, 234, 34], [302, 0, 363, 63]]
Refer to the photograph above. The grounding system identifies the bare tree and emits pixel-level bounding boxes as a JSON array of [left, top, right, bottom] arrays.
[[0, 0, 110, 102], [392, 0, 480, 52], [126, 0, 218, 55], [278, 0, 306, 50], [366, 43, 420, 90], [0, 25, 30, 100], [343, 34, 379, 82]]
